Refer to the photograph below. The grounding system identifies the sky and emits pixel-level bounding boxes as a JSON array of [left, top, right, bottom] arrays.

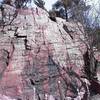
[[26, 0, 58, 10], [44, 0, 58, 10]]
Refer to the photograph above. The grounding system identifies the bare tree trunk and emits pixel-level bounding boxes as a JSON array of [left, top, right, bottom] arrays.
[[65, 6, 68, 21]]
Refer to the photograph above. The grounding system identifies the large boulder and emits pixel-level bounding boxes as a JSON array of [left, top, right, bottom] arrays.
[[0, 4, 89, 100]]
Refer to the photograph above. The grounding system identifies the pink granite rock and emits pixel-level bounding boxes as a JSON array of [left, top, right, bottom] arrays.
[[0, 4, 90, 100]]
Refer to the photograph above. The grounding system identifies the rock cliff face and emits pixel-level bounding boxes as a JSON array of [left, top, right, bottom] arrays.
[[0, 4, 89, 100]]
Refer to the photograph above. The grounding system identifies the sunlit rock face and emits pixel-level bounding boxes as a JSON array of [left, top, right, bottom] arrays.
[[0, 94, 16, 100], [0, 4, 88, 100]]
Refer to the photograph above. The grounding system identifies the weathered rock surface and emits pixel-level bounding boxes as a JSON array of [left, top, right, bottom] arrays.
[[0, 4, 90, 100]]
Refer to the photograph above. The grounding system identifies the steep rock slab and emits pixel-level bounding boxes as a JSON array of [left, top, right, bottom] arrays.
[[0, 4, 89, 100]]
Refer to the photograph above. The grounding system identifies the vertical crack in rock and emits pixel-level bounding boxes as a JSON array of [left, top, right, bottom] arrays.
[[0, 49, 9, 79]]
